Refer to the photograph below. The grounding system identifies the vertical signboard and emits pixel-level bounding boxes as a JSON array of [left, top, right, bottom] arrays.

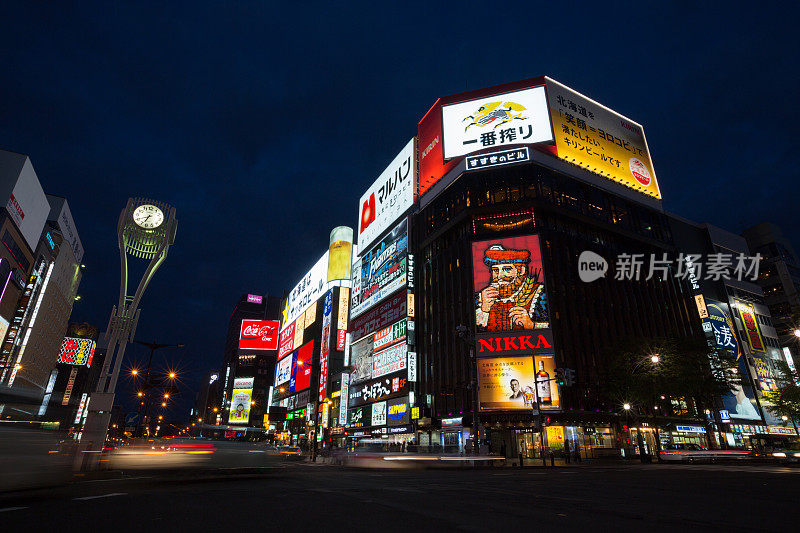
[[704, 299, 761, 420], [339, 373, 350, 425], [733, 300, 766, 353], [336, 287, 349, 351], [62, 367, 78, 405], [318, 290, 333, 402], [228, 377, 254, 424]]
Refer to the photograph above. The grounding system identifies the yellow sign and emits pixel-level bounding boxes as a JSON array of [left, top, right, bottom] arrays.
[[304, 301, 318, 326], [695, 294, 708, 319], [546, 77, 661, 199], [411, 406, 420, 419], [477, 355, 560, 411], [228, 379, 254, 424], [321, 403, 329, 428], [407, 292, 415, 317], [546, 425, 565, 444], [293, 313, 306, 350], [263, 414, 270, 428]]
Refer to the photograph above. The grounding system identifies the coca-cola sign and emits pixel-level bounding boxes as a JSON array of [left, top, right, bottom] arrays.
[[238, 319, 280, 351]]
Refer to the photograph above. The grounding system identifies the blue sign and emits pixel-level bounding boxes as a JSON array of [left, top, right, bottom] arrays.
[[45, 232, 55, 249]]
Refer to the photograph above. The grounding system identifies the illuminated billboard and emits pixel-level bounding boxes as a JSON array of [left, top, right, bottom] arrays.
[[3, 156, 50, 251], [281, 252, 329, 331], [350, 335, 374, 384], [442, 86, 552, 160], [351, 218, 408, 318], [58, 337, 96, 367], [228, 377, 254, 424], [477, 354, 559, 411], [349, 290, 407, 342], [246, 294, 263, 304], [357, 138, 416, 252], [238, 320, 279, 351], [293, 340, 314, 393], [372, 342, 407, 379], [545, 77, 661, 199], [318, 291, 332, 402], [275, 355, 293, 387], [348, 370, 409, 408], [472, 235, 551, 356], [387, 396, 410, 426], [704, 299, 761, 420], [732, 300, 766, 353], [371, 400, 387, 426]]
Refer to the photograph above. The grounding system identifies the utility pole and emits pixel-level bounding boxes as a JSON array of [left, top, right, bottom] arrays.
[[78, 199, 177, 469]]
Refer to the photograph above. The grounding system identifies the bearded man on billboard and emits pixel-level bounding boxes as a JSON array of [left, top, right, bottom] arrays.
[[476, 244, 548, 331]]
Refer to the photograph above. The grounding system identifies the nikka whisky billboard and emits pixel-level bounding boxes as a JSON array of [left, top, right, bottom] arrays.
[[472, 234, 552, 355]]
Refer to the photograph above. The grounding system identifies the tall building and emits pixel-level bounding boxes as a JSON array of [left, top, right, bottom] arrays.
[[272, 229, 353, 450], [217, 293, 281, 436], [0, 150, 50, 384], [668, 216, 792, 445], [742, 222, 800, 339], [6, 197, 82, 392]]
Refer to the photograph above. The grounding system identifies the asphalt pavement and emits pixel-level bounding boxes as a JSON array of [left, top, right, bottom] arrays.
[[1, 461, 797, 531]]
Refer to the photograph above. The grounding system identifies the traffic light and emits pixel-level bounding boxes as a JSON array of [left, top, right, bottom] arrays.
[[554, 368, 566, 386]]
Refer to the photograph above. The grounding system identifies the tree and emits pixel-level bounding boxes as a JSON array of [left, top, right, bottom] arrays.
[[762, 360, 800, 435], [600, 336, 742, 454]]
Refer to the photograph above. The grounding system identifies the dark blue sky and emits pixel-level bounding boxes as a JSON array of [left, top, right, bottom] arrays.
[[2, 2, 797, 419]]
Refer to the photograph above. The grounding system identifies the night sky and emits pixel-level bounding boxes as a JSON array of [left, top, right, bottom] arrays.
[[2, 3, 797, 420]]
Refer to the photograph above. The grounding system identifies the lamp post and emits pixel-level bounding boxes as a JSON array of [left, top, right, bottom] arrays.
[[132, 340, 183, 437], [456, 325, 481, 456]]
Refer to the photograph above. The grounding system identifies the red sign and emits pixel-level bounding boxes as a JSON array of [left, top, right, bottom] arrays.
[[238, 320, 279, 351], [336, 329, 346, 351], [360, 193, 376, 233], [278, 322, 295, 360], [476, 331, 554, 356], [293, 341, 313, 392]]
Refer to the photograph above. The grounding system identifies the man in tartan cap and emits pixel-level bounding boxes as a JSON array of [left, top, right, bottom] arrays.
[[476, 244, 548, 332]]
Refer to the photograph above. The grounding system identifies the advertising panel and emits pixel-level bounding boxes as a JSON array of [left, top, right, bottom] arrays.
[[336, 287, 349, 351], [349, 335, 374, 384], [349, 290, 407, 342], [275, 355, 293, 387], [472, 235, 551, 356], [292, 340, 314, 393], [358, 138, 416, 252], [371, 400, 387, 426], [57, 337, 96, 366], [373, 318, 407, 351], [477, 354, 560, 411], [228, 377, 254, 424], [238, 320, 279, 351], [442, 86, 552, 161], [348, 404, 371, 427], [4, 158, 50, 251], [348, 370, 409, 408], [74, 393, 88, 424], [733, 300, 766, 353], [339, 373, 350, 426], [318, 291, 332, 402], [281, 252, 329, 331], [704, 299, 761, 420], [246, 294, 263, 304], [278, 322, 295, 360], [351, 218, 408, 318], [387, 396, 410, 426], [62, 367, 78, 405], [545, 77, 661, 200], [372, 342, 407, 379], [408, 351, 417, 382]]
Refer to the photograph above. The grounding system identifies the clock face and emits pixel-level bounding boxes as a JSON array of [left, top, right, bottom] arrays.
[[133, 204, 164, 229]]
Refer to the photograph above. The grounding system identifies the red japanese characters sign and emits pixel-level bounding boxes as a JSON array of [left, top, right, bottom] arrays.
[[58, 337, 96, 367]]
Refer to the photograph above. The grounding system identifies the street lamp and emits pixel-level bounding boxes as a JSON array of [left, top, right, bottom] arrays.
[[623, 403, 631, 411], [650, 355, 660, 364], [131, 369, 138, 376]]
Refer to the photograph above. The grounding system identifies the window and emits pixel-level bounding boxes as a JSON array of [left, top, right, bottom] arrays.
[[1, 230, 29, 272]]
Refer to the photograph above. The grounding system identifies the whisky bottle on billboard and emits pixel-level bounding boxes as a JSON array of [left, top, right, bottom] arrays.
[[537, 361, 552, 405]]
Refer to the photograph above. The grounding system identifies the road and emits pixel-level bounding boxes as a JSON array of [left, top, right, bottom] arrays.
[[1, 462, 797, 531]]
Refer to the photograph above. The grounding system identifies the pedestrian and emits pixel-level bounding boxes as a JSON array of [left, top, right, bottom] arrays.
[[564, 439, 571, 463]]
